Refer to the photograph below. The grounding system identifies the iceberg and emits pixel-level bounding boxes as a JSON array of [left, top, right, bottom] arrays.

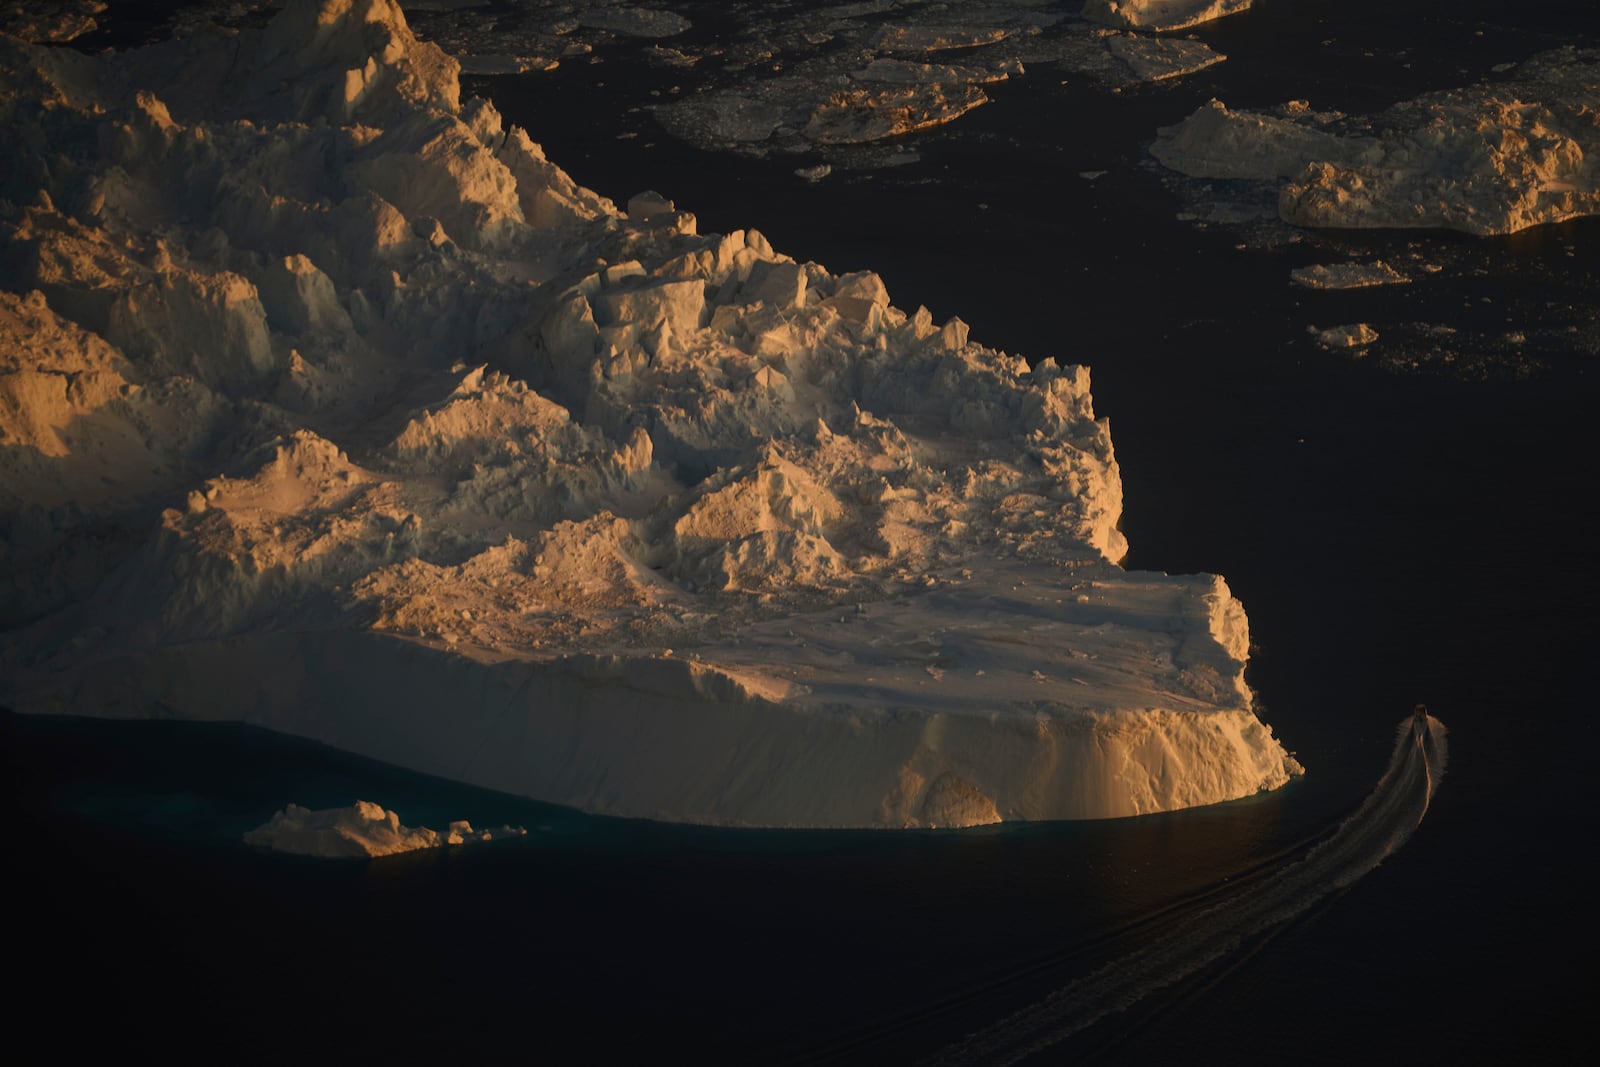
[[0, 0, 1301, 828], [1153, 50, 1600, 235]]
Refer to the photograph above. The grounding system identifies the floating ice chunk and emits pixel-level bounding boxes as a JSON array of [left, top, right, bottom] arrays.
[[1154, 50, 1600, 236], [872, 25, 1011, 53], [244, 801, 526, 859], [853, 57, 1022, 86], [456, 53, 560, 76], [1280, 55, 1600, 235], [1107, 34, 1226, 82], [1083, 0, 1255, 33], [579, 6, 691, 39], [1316, 323, 1380, 348], [1291, 262, 1410, 290], [803, 83, 990, 145], [1153, 99, 1374, 181]]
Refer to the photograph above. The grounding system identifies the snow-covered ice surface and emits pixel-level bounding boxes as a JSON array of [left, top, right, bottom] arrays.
[[244, 799, 525, 857], [0, 0, 1301, 828]]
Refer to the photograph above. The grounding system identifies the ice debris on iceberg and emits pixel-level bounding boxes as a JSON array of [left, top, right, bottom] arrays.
[[0, 0, 1301, 828], [244, 800, 526, 859], [1153, 49, 1600, 235]]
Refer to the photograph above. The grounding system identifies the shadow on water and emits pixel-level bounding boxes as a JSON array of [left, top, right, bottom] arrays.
[[5, 706, 1330, 1064]]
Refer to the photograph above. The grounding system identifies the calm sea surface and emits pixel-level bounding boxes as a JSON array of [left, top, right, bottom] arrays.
[[8, 1, 1597, 1062]]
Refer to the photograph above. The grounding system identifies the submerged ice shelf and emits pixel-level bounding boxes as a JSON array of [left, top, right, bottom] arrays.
[[0, 0, 1301, 827]]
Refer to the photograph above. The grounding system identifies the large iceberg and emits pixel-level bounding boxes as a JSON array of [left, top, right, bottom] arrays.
[[0, 0, 1300, 828]]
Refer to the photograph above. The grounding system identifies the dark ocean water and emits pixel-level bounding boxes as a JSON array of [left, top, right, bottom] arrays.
[[8, 1, 1599, 1062]]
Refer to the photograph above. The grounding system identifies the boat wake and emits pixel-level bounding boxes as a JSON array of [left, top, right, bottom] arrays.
[[926, 712, 1449, 1067]]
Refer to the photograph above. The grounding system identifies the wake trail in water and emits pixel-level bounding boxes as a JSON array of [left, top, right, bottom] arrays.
[[926, 713, 1448, 1067]]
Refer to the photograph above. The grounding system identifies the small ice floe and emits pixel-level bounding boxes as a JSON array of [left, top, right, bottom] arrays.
[[1315, 323, 1380, 348], [456, 54, 559, 76], [1291, 261, 1410, 290], [1107, 34, 1226, 82]]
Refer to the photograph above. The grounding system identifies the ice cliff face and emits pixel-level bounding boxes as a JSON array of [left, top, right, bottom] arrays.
[[0, 0, 1301, 827]]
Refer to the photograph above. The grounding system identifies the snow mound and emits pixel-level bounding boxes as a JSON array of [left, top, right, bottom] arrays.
[[0, 0, 1300, 828], [244, 800, 525, 858]]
